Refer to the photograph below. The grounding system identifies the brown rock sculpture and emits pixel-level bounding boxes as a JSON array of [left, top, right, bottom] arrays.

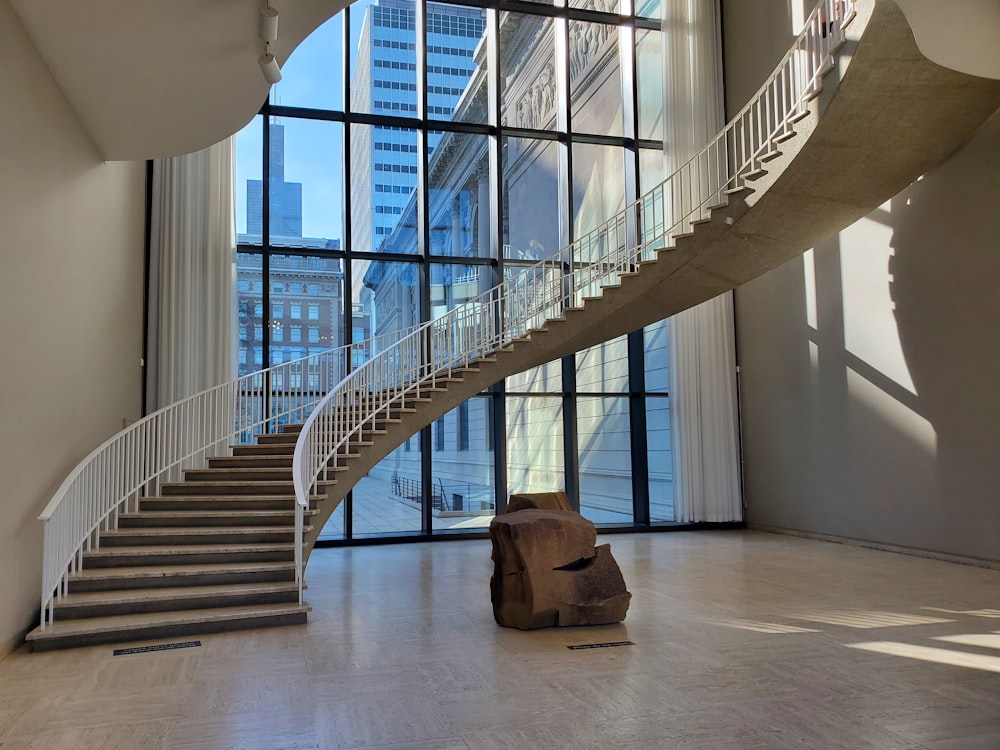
[[505, 491, 573, 513], [490, 508, 631, 629]]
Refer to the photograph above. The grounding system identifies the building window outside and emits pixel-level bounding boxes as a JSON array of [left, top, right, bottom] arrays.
[[235, 0, 676, 541]]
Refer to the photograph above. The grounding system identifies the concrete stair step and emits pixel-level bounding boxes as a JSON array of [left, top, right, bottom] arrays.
[[99, 526, 311, 546], [208, 455, 293, 468], [120, 509, 317, 527], [160, 480, 334, 496], [231, 443, 294, 456], [140, 495, 326, 511], [82, 542, 296, 567], [184, 467, 295, 482], [53, 582, 302, 619], [26, 602, 311, 651], [68, 561, 298, 592]]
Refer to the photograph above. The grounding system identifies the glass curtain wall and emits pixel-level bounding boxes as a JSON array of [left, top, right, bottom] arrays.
[[235, 0, 677, 541]]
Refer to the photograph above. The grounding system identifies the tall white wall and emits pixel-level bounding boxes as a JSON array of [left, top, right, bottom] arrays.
[[724, 0, 1000, 562], [0, 0, 145, 655]]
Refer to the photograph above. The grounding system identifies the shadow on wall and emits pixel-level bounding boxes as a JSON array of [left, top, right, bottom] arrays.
[[739, 112, 1000, 561], [888, 131, 1000, 506]]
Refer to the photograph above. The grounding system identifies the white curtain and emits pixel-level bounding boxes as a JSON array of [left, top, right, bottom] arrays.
[[146, 139, 236, 411], [663, 0, 743, 522]]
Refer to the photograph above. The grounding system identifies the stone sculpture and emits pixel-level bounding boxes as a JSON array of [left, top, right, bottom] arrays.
[[490, 501, 631, 630]]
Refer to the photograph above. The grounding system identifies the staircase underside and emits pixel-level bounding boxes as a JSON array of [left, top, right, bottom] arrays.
[[26, 0, 1000, 651]]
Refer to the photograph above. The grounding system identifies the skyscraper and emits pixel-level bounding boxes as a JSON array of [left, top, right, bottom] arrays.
[[350, 0, 486, 254], [247, 122, 304, 239]]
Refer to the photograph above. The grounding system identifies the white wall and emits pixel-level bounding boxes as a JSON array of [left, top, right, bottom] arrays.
[[724, 0, 1000, 562], [0, 1, 145, 655]]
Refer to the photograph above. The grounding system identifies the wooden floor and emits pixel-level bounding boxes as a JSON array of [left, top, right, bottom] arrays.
[[2, 530, 999, 749]]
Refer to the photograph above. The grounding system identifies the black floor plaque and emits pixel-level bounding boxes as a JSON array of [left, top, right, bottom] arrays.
[[113, 640, 202, 656], [567, 640, 635, 650]]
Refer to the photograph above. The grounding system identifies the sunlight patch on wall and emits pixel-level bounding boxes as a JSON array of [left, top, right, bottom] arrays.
[[839, 218, 917, 395], [803, 247, 817, 330], [846, 368, 937, 456], [848, 641, 1000, 674]]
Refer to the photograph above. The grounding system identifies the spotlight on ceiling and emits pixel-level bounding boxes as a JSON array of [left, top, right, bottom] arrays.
[[259, 53, 282, 85], [257, 2, 281, 85], [259, 5, 279, 43]]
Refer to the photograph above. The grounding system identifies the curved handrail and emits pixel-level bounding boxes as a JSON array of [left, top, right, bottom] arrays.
[[36, 320, 431, 628], [293, 0, 858, 556]]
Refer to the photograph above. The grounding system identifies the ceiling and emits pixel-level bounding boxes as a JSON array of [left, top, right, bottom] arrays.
[[8, 1, 1000, 162], [8, 0, 344, 161]]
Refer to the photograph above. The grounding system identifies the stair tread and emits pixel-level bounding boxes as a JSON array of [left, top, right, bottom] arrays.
[[27, 602, 311, 640], [70, 561, 296, 581], [57, 582, 300, 607], [102, 526, 309, 536], [85, 543, 295, 556], [142, 495, 325, 501], [124, 510, 316, 518]]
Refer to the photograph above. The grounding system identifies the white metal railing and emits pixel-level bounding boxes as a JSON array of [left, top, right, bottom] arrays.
[[293, 0, 859, 576], [36, 323, 431, 628]]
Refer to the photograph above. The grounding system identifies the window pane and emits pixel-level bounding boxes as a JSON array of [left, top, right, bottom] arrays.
[[644, 319, 669, 392], [351, 0, 417, 117], [500, 15, 556, 130], [503, 137, 562, 259], [235, 117, 263, 245], [506, 397, 565, 496], [354, 444, 423, 535], [637, 29, 665, 141], [576, 335, 629, 392], [236, 252, 263, 377], [578, 397, 633, 523], [351, 258, 422, 340], [352, 124, 420, 254], [636, 0, 661, 20], [572, 142, 625, 238], [430, 263, 492, 322], [265, 118, 344, 249], [505, 361, 562, 393], [639, 147, 665, 195], [569, 0, 620, 11], [647, 397, 674, 521], [270, 13, 344, 111], [318, 502, 346, 541], [427, 5, 488, 124], [431, 399, 496, 530], [428, 132, 491, 258], [570, 21, 622, 137]]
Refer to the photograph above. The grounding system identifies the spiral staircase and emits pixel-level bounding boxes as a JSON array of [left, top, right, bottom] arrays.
[[25, 0, 1000, 650]]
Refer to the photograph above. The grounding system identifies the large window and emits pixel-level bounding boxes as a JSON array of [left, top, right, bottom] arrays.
[[235, 0, 675, 542]]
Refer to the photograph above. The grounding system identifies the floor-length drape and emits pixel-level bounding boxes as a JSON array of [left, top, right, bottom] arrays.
[[663, 0, 742, 522], [146, 139, 236, 411]]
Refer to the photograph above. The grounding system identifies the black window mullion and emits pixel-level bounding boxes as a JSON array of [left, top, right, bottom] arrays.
[[628, 329, 650, 524]]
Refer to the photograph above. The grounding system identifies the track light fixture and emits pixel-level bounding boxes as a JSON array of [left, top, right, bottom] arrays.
[[259, 52, 282, 84], [258, 2, 282, 85], [259, 5, 279, 43]]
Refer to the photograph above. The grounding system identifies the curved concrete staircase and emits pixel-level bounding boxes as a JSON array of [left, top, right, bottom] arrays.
[[26, 0, 1000, 650]]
